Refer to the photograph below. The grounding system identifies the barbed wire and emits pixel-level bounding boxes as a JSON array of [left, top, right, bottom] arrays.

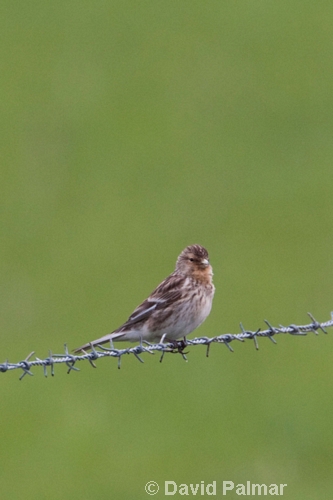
[[1, 312, 332, 380]]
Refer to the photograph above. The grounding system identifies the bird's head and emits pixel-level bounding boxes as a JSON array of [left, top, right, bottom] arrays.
[[176, 244, 213, 281]]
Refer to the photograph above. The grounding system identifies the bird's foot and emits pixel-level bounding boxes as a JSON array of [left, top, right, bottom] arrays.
[[168, 338, 189, 354]]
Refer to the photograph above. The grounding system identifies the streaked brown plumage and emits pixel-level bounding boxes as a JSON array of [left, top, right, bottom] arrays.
[[74, 244, 215, 352]]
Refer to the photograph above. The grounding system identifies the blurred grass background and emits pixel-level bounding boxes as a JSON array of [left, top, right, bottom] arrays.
[[1, 1, 333, 498]]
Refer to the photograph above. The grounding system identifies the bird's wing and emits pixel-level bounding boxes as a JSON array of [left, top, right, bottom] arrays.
[[73, 273, 186, 351], [115, 272, 185, 331]]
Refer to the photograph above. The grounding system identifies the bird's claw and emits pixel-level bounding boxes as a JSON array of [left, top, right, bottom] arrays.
[[168, 339, 189, 354]]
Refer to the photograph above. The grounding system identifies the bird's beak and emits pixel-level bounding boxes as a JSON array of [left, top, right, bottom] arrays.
[[202, 258, 209, 267]]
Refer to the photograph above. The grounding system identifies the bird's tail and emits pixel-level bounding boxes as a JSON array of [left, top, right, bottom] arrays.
[[73, 332, 125, 353]]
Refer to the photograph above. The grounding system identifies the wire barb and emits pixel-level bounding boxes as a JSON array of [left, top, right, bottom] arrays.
[[307, 312, 328, 334], [19, 352, 35, 380], [1, 312, 332, 379]]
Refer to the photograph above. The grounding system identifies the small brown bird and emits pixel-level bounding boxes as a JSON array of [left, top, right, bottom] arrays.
[[74, 244, 215, 352]]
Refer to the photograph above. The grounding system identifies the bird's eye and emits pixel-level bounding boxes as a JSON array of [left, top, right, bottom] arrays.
[[189, 258, 194, 262]]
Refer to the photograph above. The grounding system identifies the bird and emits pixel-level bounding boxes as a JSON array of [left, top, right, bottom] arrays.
[[74, 244, 215, 352]]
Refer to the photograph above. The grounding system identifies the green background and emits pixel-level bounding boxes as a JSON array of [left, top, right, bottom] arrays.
[[1, 1, 333, 499]]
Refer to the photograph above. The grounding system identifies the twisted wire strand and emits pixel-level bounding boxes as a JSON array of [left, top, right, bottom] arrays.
[[1, 312, 332, 380]]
